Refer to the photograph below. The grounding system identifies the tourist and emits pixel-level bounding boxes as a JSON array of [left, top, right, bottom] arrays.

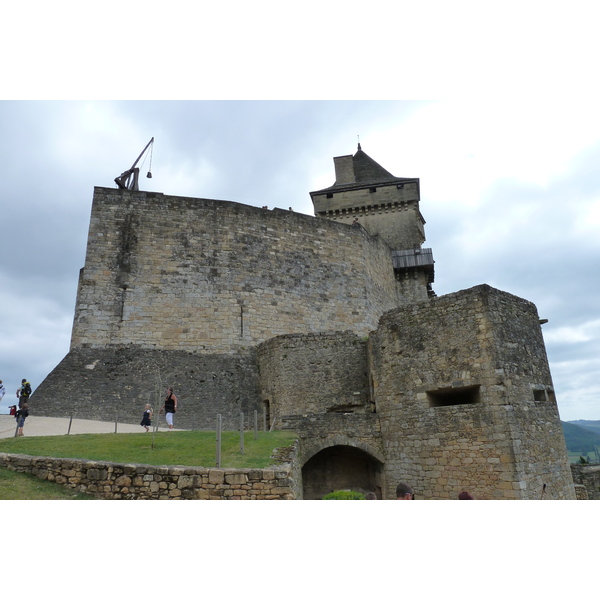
[[140, 403, 153, 432], [15, 402, 29, 436], [458, 491, 474, 499], [17, 379, 32, 408], [160, 387, 178, 430], [396, 482, 415, 500]]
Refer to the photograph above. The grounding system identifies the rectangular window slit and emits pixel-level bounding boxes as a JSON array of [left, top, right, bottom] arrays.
[[427, 385, 480, 407]]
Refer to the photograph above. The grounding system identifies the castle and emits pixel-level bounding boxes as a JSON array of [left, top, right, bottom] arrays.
[[33, 145, 576, 499]]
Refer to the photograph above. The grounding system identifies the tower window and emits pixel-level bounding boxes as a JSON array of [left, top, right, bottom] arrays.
[[369, 187, 376, 193], [532, 387, 556, 402], [397, 183, 404, 189], [427, 385, 481, 407], [326, 193, 333, 199]]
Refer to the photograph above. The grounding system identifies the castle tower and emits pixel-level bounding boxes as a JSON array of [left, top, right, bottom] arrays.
[[310, 145, 435, 301]]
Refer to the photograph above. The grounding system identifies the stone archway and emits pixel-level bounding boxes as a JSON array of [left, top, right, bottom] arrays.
[[301, 444, 384, 499]]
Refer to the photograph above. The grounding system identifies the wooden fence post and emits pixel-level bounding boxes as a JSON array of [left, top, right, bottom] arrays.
[[215, 414, 222, 468], [240, 412, 245, 455]]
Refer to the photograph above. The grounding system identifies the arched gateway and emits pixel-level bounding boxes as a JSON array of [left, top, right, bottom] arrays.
[[301, 444, 384, 500]]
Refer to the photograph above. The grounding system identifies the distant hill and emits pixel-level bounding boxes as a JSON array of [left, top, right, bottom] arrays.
[[561, 421, 600, 460], [567, 420, 600, 435]]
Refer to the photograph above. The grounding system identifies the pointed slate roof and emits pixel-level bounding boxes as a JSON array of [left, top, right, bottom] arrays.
[[310, 144, 416, 196], [352, 144, 397, 183]]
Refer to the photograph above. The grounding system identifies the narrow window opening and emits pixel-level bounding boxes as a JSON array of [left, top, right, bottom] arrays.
[[369, 187, 376, 193], [369, 375, 376, 413], [326, 192, 333, 199], [533, 387, 555, 402], [427, 385, 480, 407]]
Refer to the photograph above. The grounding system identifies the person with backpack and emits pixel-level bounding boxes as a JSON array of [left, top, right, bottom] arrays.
[[17, 379, 32, 408], [160, 387, 178, 431]]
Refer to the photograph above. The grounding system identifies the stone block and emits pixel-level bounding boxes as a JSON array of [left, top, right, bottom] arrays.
[[208, 470, 225, 484], [115, 475, 132, 487], [225, 473, 248, 485]]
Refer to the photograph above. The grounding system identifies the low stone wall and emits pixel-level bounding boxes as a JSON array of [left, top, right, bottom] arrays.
[[0, 452, 297, 500]]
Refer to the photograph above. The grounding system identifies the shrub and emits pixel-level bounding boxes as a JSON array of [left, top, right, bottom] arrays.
[[322, 490, 366, 500]]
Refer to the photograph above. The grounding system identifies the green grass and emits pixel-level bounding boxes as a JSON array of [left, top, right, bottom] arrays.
[[568, 451, 600, 464], [0, 467, 96, 500], [0, 430, 297, 469]]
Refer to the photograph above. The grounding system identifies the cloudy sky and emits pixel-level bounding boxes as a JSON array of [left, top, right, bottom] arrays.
[[2, 3, 599, 426], [1, 98, 599, 422]]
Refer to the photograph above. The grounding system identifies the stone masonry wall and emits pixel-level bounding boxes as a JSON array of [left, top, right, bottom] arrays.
[[72, 188, 400, 352], [257, 331, 371, 420], [482, 286, 573, 498], [33, 347, 262, 431], [369, 285, 576, 500], [312, 181, 425, 251], [34, 188, 404, 424], [0, 452, 298, 500]]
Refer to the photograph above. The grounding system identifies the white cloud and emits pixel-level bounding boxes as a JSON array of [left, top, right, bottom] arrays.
[[544, 320, 600, 346]]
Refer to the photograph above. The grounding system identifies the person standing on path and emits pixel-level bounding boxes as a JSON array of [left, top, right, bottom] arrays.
[[15, 403, 29, 436], [160, 388, 178, 431], [17, 379, 32, 408]]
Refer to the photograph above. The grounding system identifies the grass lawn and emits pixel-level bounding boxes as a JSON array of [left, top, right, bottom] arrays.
[[0, 467, 96, 499], [568, 451, 599, 464], [0, 430, 297, 469]]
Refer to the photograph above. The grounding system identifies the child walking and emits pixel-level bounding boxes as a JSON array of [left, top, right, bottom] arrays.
[[140, 403, 153, 432]]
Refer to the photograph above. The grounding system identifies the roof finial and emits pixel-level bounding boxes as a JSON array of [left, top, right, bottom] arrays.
[[357, 134, 361, 151]]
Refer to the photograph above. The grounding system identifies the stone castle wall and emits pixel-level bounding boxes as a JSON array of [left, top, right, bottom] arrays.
[[254, 285, 575, 499], [34, 187, 404, 428], [72, 188, 400, 352], [369, 285, 575, 499], [257, 331, 371, 419], [33, 347, 262, 430]]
